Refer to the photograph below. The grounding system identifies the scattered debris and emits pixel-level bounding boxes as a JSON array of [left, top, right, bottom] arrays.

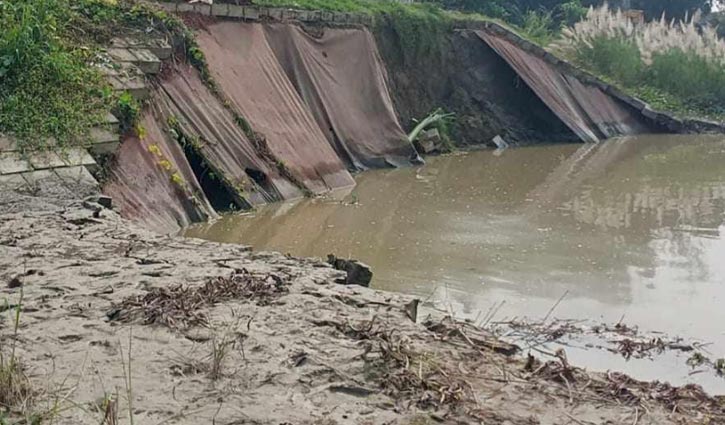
[[426, 316, 520, 356], [491, 135, 509, 149], [107, 270, 289, 329], [415, 128, 442, 154]]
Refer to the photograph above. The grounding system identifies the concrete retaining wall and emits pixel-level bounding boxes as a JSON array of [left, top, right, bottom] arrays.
[[154, 1, 374, 25], [153, 2, 725, 134]]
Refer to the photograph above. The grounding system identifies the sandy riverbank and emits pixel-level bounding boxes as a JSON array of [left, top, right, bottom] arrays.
[[0, 192, 723, 424]]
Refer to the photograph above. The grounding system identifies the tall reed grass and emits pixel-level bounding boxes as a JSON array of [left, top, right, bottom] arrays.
[[552, 4, 725, 116]]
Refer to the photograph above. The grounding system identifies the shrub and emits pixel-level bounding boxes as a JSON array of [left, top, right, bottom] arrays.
[[521, 10, 558, 44], [552, 4, 725, 117], [574, 35, 644, 86], [0, 0, 190, 152], [0, 0, 110, 152]]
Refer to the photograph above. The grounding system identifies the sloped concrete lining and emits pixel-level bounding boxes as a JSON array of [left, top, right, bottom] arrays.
[[103, 102, 218, 234], [264, 24, 418, 170], [0, 152, 32, 175], [195, 21, 355, 195]]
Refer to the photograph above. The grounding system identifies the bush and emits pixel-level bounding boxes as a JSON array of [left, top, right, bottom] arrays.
[[574, 35, 644, 86], [553, 4, 725, 118], [0, 0, 111, 152], [649, 49, 725, 113], [0, 0, 189, 152], [520, 10, 558, 44]]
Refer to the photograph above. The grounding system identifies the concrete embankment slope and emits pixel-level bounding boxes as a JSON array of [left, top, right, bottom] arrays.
[[103, 20, 426, 233], [97, 7, 725, 232], [264, 23, 418, 170]]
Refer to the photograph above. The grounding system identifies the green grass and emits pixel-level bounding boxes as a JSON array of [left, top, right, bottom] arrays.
[[0, 0, 191, 153]]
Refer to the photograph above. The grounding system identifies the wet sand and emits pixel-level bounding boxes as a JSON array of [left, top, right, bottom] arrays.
[[2, 191, 724, 423]]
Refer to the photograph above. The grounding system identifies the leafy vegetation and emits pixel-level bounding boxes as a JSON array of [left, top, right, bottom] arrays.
[[553, 4, 725, 118], [0, 0, 190, 152]]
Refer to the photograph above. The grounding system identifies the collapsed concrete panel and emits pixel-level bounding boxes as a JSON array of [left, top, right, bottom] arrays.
[[103, 102, 217, 234], [157, 64, 304, 205], [475, 30, 653, 143], [264, 24, 419, 170], [195, 22, 355, 194]]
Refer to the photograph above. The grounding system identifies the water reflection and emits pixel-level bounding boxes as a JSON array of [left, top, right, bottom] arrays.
[[186, 135, 725, 389]]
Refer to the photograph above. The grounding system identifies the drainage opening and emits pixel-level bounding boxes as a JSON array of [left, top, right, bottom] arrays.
[[182, 144, 242, 213]]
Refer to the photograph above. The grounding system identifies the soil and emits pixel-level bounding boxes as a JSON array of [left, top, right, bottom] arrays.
[[373, 23, 580, 146], [1, 189, 724, 425]]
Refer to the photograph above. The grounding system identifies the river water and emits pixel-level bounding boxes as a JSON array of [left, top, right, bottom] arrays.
[[185, 134, 725, 393]]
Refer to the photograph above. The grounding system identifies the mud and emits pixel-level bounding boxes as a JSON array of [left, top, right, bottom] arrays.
[[1, 189, 724, 424]]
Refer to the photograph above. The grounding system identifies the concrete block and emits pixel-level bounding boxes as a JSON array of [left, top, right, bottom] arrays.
[[268, 8, 283, 20], [0, 173, 29, 192], [0, 152, 32, 175], [88, 142, 120, 156], [641, 106, 659, 120], [104, 112, 120, 132], [282, 9, 299, 21], [60, 148, 97, 168], [89, 128, 121, 155], [154, 2, 177, 13], [20, 169, 56, 187], [55, 166, 99, 188], [177, 2, 194, 13], [107, 47, 137, 63], [228, 5, 244, 18], [130, 48, 161, 75], [28, 152, 66, 170], [91, 128, 120, 145], [306, 10, 320, 21], [320, 11, 334, 21], [243, 6, 260, 20], [146, 40, 173, 60], [193, 3, 211, 15], [211, 3, 229, 16]]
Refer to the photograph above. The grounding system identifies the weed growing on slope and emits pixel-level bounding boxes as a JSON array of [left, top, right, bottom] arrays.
[[0, 0, 192, 152]]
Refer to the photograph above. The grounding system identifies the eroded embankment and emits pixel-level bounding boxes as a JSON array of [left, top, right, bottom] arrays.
[[99, 12, 703, 233], [104, 19, 429, 233], [374, 22, 671, 145], [1, 197, 724, 424]]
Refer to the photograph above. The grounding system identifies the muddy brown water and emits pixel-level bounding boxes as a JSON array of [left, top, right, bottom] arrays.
[[186, 134, 725, 393]]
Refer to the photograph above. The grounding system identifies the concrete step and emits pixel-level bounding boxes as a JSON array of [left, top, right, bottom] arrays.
[[104, 112, 120, 133], [111, 36, 173, 60], [107, 47, 161, 75], [89, 128, 121, 156], [0, 152, 32, 175]]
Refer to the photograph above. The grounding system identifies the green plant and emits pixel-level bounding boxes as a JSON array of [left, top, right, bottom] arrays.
[[0, 0, 196, 153], [114, 91, 141, 134], [0, 288, 31, 414], [520, 10, 558, 44], [575, 35, 644, 86], [553, 4, 725, 119]]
